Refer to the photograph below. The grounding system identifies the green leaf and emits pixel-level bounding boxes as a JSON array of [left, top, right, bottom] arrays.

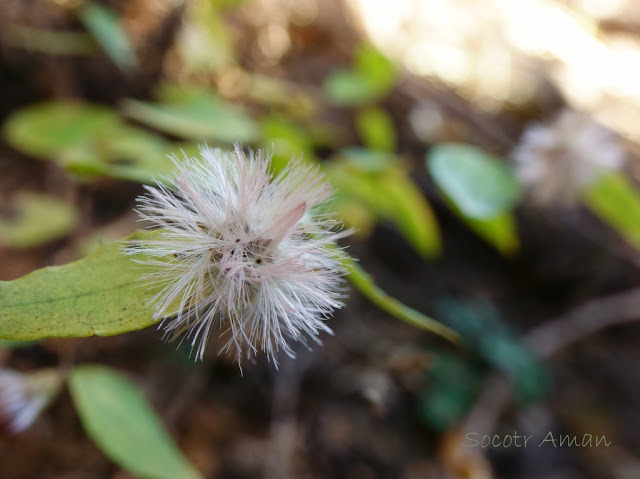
[[2, 102, 119, 159], [77, 2, 137, 71], [260, 114, 315, 172], [418, 352, 483, 431], [434, 299, 549, 403], [355, 107, 396, 152], [122, 85, 260, 143], [0, 25, 97, 55], [0, 231, 161, 341], [353, 43, 396, 94], [176, 0, 236, 72], [69, 365, 201, 479], [328, 153, 441, 257], [98, 124, 175, 183], [324, 70, 379, 106], [337, 147, 395, 173], [427, 143, 522, 218], [379, 169, 441, 257], [463, 211, 520, 255], [2, 100, 181, 184], [0, 193, 78, 249], [583, 172, 640, 250], [323, 44, 396, 106]]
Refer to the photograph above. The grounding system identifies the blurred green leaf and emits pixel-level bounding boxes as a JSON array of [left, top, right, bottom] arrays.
[[427, 143, 522, 218], [0, 194, 77, 249], [462, 210, 520, 255], [337, 147, 395, 173], [324, 44, 396, 106], [0, 25, 97, 55], [122, 85, 259, 143], [354, 43, 396, 93], [2, 100, 181, 184], [0, 230, 162, 341], [98, 125, 175, 183], [418, 352, 483, 431], [77, 2, 137, 71], [177, 0, 236, 73], [583, 172, 640, 250], [69, 365, 202, 479], [355, 107, 396, 152], [3, 102, 119, 159], [261, 114, 315, 172], [328, 152, 441, 257], [324, 71, 378, 106], [381, 169, 441, 258], [434, 298, 549, 403]]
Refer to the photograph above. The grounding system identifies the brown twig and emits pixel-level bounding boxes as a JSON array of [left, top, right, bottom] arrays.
[[461, 286, 640, 436]]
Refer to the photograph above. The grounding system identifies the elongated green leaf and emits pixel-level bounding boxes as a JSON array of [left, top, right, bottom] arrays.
[[77, 2, 137, 71], [434, 299, 549, 403], [0, 231, 160, 340], [0, 193, 77, 249], [2, 101, 179, 184], [355, 107, 396, 152], [328, 153, 441, 257], [583, 172, 640, 250], [0, 25, 97, 55], [2, 102, 119, 159], [69, 365, 202, 479], [379, 169, 441, 257], [427, 143, 522, 218], [122, 86, 259, 143], [463, 211, 520, 255]]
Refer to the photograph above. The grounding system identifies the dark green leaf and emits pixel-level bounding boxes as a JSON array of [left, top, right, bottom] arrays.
[[418, 352, 483, 431], [434, 298, 549, 403]]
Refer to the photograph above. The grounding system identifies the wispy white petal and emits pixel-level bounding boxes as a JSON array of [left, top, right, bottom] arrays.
[[128, 146, 350, 366]]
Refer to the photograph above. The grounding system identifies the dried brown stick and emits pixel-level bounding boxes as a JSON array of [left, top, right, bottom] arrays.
[[462, 286, 640, 435]]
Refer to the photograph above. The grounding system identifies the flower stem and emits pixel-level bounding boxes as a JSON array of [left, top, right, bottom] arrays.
[[343, 256, 461, 344]]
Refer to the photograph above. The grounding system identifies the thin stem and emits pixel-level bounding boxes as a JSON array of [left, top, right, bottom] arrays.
[[342, 256, 460, 344]]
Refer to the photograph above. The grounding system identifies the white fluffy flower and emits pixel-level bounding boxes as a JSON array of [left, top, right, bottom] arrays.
[[131, 146, 349, 365], [512, 109, 625, 205], [0, 368, 63, 433]]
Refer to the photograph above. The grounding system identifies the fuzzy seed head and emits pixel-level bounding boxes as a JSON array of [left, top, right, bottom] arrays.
[[512, 109, 625, 205], [130, 146, 350, 366]]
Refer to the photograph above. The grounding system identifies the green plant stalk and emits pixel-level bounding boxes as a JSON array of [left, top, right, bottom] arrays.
[[343, 256, 460, 344]]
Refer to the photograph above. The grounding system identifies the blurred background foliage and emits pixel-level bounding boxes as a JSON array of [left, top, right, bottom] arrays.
[[2, 0, 640, 478]]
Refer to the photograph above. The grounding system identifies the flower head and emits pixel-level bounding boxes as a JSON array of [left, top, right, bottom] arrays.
[[131, 146, 349, 365], [0, 368, 63, 433], [512, 109, 625, 205]]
